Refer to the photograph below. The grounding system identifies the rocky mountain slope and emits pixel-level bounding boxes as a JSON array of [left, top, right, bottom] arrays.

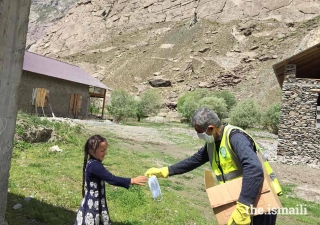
[[27, 0, 79, 48], [27, 0, 320, 110]]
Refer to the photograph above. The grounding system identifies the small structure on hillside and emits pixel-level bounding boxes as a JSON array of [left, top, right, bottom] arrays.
[[20, 51, 110, 119], [273, 43, 320, 165]]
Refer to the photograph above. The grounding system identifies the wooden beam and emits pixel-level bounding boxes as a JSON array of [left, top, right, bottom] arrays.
[[89, 92, 105, 98], [101, 89, 107, 118], [310, 89, 320, 93]]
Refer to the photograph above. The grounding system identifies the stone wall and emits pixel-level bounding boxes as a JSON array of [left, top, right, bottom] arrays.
[[277, 74, 320, 166]]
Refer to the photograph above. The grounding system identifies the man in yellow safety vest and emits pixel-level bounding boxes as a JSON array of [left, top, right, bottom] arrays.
[[145, 107, 282, 225]]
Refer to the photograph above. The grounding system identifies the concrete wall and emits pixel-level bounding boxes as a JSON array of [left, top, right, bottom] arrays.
[[19, 71, 90, 118], [277, 74, 320, 166], [0, 1, 31, 224]]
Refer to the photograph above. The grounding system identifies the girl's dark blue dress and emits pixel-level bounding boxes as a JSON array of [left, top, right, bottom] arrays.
[[74, 158, 131, 225]]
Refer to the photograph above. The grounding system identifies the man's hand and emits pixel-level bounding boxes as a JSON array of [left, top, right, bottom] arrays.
[[144, 167, 169, 178], [227, 202, 251, 225]]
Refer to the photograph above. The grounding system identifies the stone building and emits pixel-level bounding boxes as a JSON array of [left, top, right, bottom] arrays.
[[273, 43, 320, 165], [20, 51, 110, 118]]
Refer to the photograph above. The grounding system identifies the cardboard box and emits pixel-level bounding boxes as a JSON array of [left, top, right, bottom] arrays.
[[204, 164, 282, 225]]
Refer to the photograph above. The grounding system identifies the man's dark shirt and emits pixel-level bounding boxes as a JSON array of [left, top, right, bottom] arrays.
[[168, 125, 264, 206]]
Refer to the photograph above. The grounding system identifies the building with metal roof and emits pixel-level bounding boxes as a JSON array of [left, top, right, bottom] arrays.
[[272, 43, 320, 165], [18, 51, 110, 118]]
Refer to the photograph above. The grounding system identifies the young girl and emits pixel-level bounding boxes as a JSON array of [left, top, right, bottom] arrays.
[[74, 135, 147, 225]]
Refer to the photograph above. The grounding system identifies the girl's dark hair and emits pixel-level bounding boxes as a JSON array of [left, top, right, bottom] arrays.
[[82, 134, 107, 197]]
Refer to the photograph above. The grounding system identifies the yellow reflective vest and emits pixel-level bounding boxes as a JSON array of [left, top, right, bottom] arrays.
[[207, 124, 283, 196]]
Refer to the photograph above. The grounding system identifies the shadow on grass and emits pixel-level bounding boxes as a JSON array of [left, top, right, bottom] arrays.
[[5, 193, 138, 225]]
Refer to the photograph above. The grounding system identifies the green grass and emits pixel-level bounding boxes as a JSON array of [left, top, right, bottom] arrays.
[[5, 112, 320, 224], [7, 133, 211, 224], [277, 185, 320, 225]]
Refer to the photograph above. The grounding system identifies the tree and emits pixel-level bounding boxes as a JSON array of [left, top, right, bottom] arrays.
[[177, 89, 238, 122], [177, 89, 208, 108], [106, 89, 136, 123], [199, 96, 228, 119], [229, 99, 261, 129], [177, 89, 208, 121], [261, 103, 281, 134], [178, 95, 200, 121], [136, 89, 162, 122], [209, 90, 237, 111]]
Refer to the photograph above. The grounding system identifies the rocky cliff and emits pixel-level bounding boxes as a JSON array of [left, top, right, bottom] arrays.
[[27, 0, 320, 109], [28, 0, 320, 56], [27, 0, 79, 48]]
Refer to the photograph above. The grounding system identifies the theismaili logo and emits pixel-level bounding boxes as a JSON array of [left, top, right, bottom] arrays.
[[246, 204, 308, 215]]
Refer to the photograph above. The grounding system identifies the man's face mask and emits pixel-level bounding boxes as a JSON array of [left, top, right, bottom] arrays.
[[197, 126, 215, 143]]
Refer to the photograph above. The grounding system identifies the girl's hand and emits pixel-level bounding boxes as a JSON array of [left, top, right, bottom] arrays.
[[131, 176, 148, 186]]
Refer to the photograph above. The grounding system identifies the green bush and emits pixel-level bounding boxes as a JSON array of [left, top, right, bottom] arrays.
[[177, 89, 237, 121], [198, 96, 228, 119], [210, 90, 237, 111], [177, 89, 208, 111], [177, 89, 209, 121], [89, 103, 100, 114], [177, 95, 200, 121], [106, 89, 137, 123], [261, 103, 281, 134], [136, 89, 162, 121], [229, 99, 261, 129]]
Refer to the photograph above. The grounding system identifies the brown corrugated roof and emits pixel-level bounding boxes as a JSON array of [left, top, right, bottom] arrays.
[[23, 51, 110, 90]]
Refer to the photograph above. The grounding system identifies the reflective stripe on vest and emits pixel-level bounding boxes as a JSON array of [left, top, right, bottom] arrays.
[[256, 147, 283, 196]]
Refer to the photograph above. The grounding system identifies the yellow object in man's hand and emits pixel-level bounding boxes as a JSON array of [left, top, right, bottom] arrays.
[[144, 167, 169, 178], [227, 201, 251, 225]]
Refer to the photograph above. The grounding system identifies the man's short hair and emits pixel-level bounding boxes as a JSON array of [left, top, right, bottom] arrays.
[[191, 107, 221, 130]]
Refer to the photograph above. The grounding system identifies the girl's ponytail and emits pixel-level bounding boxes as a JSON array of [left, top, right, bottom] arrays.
[[82, 152, 88, 198]]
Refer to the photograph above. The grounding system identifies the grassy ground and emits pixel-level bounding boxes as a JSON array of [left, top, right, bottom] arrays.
[[6, 114, 320, 224]]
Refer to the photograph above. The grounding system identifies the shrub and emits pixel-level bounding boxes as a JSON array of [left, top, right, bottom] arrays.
[[210, 90, 237, 111], [177, 89, 209, 121], [178, 89, 238, 122], [229, 99, 261, 129], [198, 96, 228, 119], [261, 103, 281, 134], [177, 95, 200, 121], [177, 89, 208, 109], [106, 89, 136, 123], [136, 89, 162, 121], [89, 103, 100, 114]]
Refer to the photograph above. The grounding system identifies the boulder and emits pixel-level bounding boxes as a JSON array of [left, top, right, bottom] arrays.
[[148, 78, 172, 87], [20, 127, 53, 143]]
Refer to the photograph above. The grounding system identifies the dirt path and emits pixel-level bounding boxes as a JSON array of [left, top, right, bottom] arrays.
[[82, 121, 320, 203]]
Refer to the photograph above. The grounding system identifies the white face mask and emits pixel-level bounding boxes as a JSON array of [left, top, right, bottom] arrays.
[[197, 132, 215, 143]]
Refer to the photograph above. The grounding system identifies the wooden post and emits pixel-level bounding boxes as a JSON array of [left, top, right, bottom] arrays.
[[101, 89, 107, 118], [0, 1, 31, 224]]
